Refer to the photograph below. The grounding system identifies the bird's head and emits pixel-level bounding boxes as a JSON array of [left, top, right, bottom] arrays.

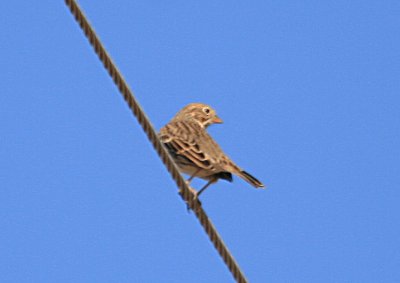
[[173, 103, 223, 128]]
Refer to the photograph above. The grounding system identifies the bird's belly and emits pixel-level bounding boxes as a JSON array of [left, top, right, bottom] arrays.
[[178, 164, 216, 180]]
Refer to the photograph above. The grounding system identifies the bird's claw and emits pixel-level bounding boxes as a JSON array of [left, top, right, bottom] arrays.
[[186, 195, 201, 213], [178, 186, 201, 213]]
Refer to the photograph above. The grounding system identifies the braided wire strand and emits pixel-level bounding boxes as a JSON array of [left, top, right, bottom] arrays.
[[64, 1, 248, 282]]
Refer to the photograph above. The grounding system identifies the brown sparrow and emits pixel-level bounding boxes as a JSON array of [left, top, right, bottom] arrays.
[[159, 103, 264, 197]]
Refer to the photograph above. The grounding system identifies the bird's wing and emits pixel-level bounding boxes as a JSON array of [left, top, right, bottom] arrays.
[[159, 121, 218, 171]]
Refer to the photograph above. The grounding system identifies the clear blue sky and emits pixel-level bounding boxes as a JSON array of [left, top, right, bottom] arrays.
[[1, 1, 399, 282]]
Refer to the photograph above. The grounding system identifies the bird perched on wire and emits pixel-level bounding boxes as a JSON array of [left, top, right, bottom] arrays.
[[159, 103, 264, 198]]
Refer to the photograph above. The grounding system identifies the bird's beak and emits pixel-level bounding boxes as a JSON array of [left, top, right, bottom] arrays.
[[212, 115, 223, 124]]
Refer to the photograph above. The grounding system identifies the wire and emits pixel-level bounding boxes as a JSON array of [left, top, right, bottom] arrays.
[[64, 1, 248, 282]]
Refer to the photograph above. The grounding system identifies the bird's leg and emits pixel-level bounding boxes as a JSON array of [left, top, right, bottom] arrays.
[[180, 168, 202, 213], [186, 168, 201, 185], [179, 168, 200, 195], [184, 184, 203, 213], [196, 178, 217, 198]]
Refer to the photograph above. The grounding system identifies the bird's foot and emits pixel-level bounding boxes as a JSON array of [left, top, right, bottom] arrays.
[[179, 186, 201, 213]]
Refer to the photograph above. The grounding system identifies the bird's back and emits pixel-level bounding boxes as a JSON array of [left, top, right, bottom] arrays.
[[159, 118, 233, 174]]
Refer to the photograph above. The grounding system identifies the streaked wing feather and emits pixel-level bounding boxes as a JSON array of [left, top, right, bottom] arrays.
[[160, 122, 215, 171], [169, 137, 213, 170]]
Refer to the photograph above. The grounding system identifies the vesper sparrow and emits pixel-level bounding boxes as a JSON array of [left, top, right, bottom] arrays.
[[159, 103, 264, 197]]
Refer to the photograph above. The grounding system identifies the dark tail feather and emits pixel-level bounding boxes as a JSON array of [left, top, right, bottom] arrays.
[[239, 171, 265, 188]]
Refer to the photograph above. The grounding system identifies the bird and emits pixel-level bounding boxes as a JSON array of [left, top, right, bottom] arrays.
[[159, 103, 265, 198]]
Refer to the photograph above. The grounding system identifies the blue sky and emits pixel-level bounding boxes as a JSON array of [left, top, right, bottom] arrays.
[[1, 1, 399, 282]]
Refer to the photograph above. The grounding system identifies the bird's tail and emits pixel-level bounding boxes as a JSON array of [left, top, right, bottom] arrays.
[[238, 170, 265, 188]]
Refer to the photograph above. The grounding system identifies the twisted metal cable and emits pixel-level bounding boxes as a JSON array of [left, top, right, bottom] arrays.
[[64, 1, 248, 282]]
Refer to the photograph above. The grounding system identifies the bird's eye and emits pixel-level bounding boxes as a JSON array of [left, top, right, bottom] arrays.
[[203, 107, 210, 115]]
